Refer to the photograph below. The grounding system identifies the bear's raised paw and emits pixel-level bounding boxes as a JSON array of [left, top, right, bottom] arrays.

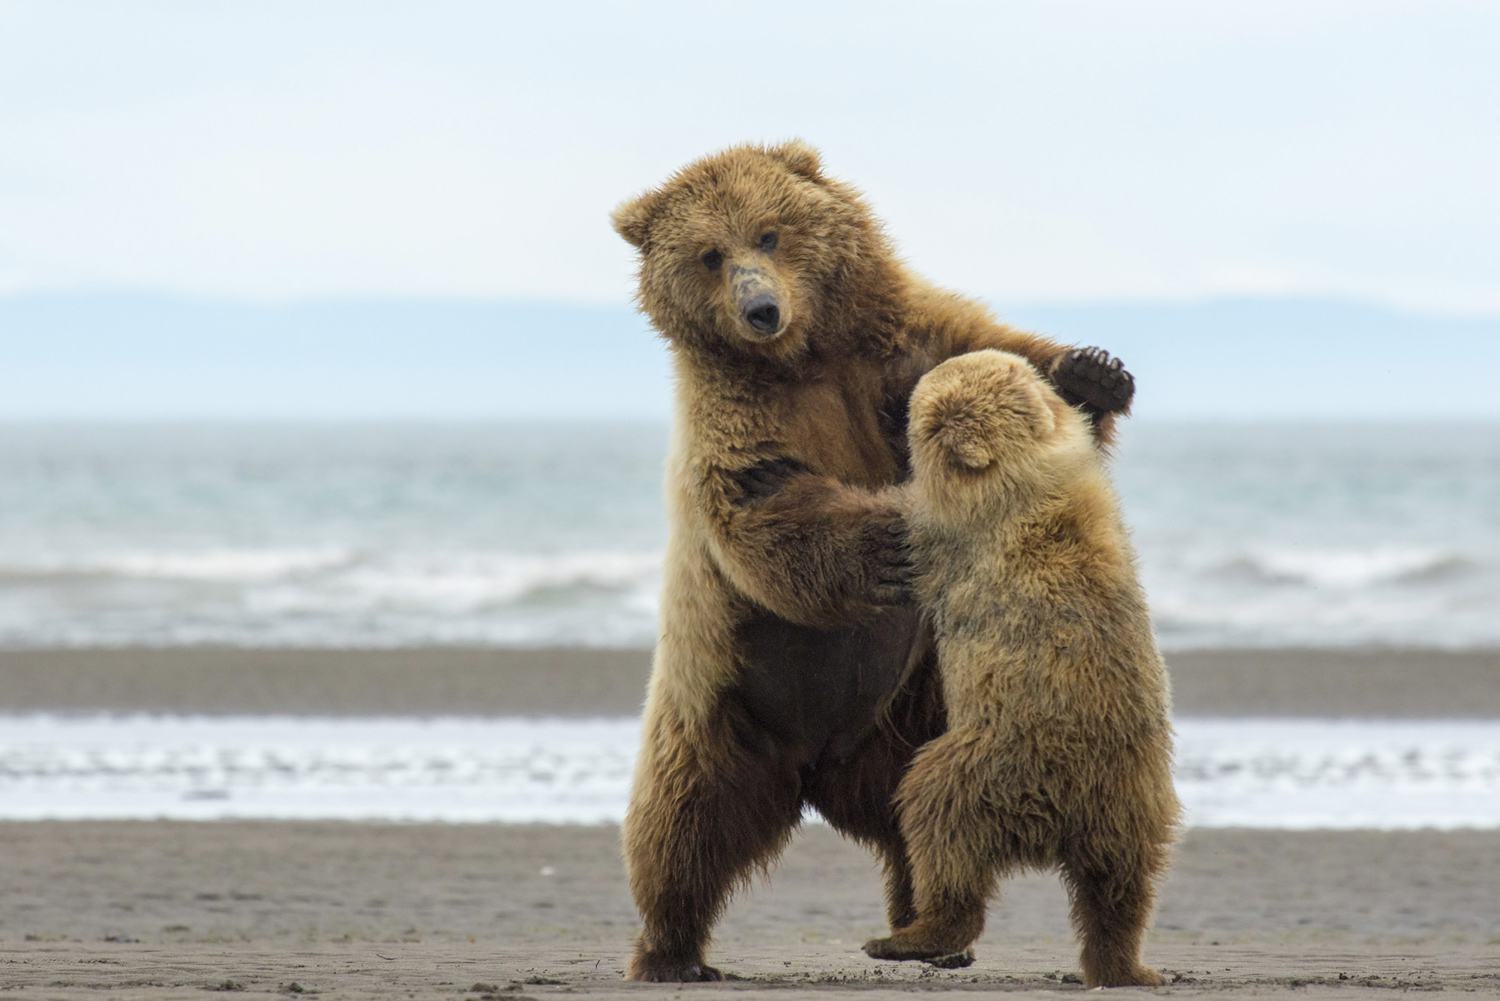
[[1051, 346, 1135, 416]]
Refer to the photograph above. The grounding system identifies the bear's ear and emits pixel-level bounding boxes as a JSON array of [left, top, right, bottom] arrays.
[[767, 140, 823, 181], [611, 189, 664, 249], [938, 429, 995, 471], [915, 396, 997, 471]]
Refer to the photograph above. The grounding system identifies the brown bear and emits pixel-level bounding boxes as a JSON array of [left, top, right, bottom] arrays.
[[862, 349, 1179, 987], [610, 141, 1136, 982]]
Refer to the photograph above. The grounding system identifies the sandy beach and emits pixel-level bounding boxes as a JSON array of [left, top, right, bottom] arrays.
[[2, 822, 1497, 999], [2, 646, 1498, 998]]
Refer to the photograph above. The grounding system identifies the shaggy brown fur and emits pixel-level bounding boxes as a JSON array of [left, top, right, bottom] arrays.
[[611, 141, 1137, 982], [862, 350, 1180, 987]]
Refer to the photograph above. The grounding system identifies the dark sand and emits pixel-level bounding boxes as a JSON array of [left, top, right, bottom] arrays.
[[2, 646, 1497, 717], [2, 823, 1499, 999]]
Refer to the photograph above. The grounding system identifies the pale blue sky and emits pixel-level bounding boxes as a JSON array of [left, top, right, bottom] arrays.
[[2, 0, 1497, 309], [1, 2, 1497, 419], [5, 295, 1498, 420]]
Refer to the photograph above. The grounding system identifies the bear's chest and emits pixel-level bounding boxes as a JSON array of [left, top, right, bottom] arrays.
[[714, 355, 932, 764], [775, 370, 908, 486]]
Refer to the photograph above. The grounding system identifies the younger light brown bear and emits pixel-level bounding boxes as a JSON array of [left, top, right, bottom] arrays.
[[863, 349, 1180, 988]]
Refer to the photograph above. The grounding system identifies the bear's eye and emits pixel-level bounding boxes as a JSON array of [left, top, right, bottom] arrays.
[[758, 232, 779, 253], [701, 249, 723, 271]]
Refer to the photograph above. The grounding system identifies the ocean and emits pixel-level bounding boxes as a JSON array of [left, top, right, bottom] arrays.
[[1, 419, 1497, 651]]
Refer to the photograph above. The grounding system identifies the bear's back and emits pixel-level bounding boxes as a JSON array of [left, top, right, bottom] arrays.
[[924, 466, 1170, 743]]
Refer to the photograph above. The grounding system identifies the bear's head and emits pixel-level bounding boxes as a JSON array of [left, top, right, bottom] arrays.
[[612, 141, 898, 368], [907, 350, 1090, 520]]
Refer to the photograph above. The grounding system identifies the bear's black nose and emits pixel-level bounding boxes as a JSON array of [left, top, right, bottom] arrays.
[[744, 296, 781, 334]]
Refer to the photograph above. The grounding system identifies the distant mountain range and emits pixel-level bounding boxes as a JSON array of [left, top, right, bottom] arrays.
[[3, 293, 1497, 420]]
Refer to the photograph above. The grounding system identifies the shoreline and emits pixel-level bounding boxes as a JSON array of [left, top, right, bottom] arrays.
[[4, 652, 1499, 998], [1, 645, 1497, 718], [2, 822, 1497, 999]]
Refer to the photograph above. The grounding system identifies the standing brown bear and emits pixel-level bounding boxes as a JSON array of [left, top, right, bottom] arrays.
[[862, 350, 1179, 987], [611, 141, 1136, 982]]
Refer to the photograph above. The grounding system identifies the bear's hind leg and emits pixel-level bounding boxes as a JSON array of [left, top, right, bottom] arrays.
[[802, 667, 946, 933], [861, 729, 1006, 967], [623, 711, 801, 982], [1060, 832, 1171, 988], [804, 746, 919, 932]]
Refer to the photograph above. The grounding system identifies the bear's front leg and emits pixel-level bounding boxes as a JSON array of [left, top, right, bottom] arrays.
[[709, 463, 913, 627], [623, 703, 802, 981], [911, 285, 1135, 445]]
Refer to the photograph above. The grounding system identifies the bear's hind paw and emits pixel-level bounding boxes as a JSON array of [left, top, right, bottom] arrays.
[[1086, 965, 1166, 988], [863, 936, 975, 968], [625, 957, 724, 982]]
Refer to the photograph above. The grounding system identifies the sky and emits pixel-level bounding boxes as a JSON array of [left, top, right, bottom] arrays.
[[1, 1, 1498, 418], [5, 294, 1498, 421]]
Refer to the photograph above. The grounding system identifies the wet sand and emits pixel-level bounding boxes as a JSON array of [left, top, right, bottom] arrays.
[[2, 645, 1498, 717], [1, 822, 1497, 999]]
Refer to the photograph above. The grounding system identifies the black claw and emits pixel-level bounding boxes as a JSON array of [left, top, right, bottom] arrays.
[[1052, 345, 1135, 416]]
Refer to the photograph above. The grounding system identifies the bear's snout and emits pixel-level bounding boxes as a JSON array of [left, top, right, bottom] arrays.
[[743, 295, 781, 335], [729, 264, 787, 339]]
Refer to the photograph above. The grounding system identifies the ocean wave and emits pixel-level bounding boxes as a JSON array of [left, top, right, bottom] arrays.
[[1207, 547, 1478, 589], [0, 547, 661, 598], [0, 548, 360, 584], [34, 544, 1468, 599], [341, 550, 663, 608], [2, 540, 1497, 650], [1147, 584, 1500, 650], [0, 547, 667, 648]]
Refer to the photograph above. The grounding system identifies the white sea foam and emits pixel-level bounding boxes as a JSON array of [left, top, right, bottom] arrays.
[[0, 547, 360, 583], [1209, 546, 1474, 589], [0, 548, 665, 648], [336, 550, 663, 608], [1, 715, 1496, 828]]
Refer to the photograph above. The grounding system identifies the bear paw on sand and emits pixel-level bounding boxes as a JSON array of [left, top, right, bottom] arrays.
[[862, 349, 1181, 989]]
